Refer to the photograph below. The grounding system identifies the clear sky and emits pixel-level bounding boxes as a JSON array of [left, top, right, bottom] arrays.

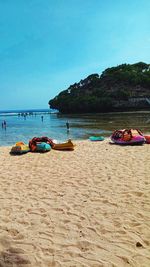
[[0, 0, 150, 110]]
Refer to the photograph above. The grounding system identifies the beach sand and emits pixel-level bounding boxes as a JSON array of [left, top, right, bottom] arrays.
[[0, 140, 149, 267]]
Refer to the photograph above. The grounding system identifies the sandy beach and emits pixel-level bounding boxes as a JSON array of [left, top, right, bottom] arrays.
[[0, 140, 150, 267]]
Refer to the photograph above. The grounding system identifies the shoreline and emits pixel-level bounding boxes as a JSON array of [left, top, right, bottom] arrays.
[[1, 111, 150, 147], [0, 140, 149, 266]]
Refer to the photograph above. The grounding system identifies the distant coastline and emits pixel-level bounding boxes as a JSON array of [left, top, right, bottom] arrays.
[[0, 108, 58, 116]]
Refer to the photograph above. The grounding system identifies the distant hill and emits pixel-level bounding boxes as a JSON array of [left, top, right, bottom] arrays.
[[49, 62, 150, 113]]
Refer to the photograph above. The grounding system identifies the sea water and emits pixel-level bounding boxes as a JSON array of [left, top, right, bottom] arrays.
[[0, 109, 150, 146]]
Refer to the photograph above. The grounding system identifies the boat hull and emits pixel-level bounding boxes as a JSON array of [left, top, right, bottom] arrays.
[[89, 136, 105, 141], [111, 129, 145, 145], [52, 139, 75, 150], [10, 142, 30, 154], [111, 137, 145, 145]]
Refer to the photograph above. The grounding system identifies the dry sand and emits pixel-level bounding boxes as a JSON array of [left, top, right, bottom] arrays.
[[0, 140, 149, 267]]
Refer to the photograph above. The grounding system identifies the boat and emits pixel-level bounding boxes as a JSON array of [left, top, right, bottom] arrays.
[[29, 136, 54, 152], [144, 135, 150, 144], [52, 139, 75, 150], [10, 142, 30, 154], [89, 136, 105, 141], [36, 142, 51, 152], [111, 129, 145, 145]]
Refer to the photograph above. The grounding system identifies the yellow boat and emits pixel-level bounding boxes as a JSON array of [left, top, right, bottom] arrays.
[[52, 139, 75, 150], [10, 142, 30, 154]]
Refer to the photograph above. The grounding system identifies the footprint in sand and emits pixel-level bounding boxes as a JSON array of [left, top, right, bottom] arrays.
[[0, 236, 31, 266]]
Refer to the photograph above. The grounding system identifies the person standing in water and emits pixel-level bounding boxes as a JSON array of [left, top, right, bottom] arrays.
[[41, 115, 44, 122], [66, 121, 70, 131], [3, 120, 6, 129]]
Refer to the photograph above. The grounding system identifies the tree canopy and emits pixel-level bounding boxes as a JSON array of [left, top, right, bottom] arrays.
[[49, 62, 150, 113]]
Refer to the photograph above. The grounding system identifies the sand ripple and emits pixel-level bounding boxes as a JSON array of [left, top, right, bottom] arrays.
[[0, 141, 149, 266]]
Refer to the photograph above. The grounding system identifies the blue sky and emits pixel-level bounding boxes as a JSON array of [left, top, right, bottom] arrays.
[[0, 0, 150, 110]]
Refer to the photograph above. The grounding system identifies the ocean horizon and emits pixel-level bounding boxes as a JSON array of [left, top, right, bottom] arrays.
[[0, 108, 58, 116]]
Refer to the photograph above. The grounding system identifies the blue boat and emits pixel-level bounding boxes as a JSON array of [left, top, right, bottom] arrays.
[[36, 142, 51, 152], [89, 136, 105, 141]]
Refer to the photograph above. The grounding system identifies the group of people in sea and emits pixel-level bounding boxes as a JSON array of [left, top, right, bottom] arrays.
[[1, 116, 70, 132]]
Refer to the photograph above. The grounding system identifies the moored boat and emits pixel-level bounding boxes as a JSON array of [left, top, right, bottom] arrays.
[[111, 129, 145, 145], [52, 139, 75, 150], [89, 136, 105, 141], [36, 142, 51, 152], [29, 136, 54, 152], [10, 142, 30, 154]]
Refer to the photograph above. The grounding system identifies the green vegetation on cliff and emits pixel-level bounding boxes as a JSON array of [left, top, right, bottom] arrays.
[[49, 62, 150, 113]]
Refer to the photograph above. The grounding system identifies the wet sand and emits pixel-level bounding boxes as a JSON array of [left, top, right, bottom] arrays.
[[0, 140, 149, 266]]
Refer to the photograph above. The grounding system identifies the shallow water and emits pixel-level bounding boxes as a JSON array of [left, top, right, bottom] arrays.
[[0, 111, 150, 146]]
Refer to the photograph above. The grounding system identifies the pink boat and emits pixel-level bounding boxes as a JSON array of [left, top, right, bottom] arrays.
[[111, 129, 145, 145]]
